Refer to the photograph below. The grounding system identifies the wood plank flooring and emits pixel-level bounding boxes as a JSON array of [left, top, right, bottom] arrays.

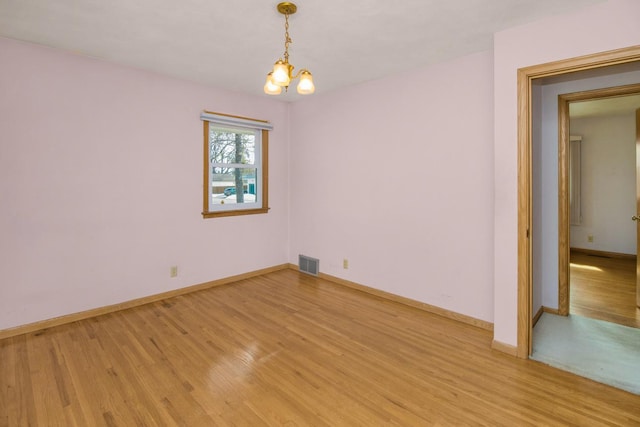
[[2, 269, 639, 426], [570, 251, 640, 328]]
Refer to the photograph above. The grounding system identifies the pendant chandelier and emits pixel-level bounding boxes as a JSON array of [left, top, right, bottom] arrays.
[[264, 2, 315, 95]]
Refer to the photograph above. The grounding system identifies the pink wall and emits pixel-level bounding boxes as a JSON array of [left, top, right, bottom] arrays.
[[493, 0, 640, 345], [0, 38, 290, 330], [289, 51, 496, 323]]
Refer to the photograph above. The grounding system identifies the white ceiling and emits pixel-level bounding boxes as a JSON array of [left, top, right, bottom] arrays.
[[570, 95, 640, 118], [0, 0, 607, 101]]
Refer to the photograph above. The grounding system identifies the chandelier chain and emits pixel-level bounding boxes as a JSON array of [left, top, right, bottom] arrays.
[[283, 13, 292, 63]]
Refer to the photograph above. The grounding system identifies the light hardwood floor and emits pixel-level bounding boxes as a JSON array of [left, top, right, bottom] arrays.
[[570, 251, 640, 328], [2, 269, 639, 426]]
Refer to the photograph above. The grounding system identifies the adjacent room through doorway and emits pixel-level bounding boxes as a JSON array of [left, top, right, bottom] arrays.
[[528, 59, 640, 395]]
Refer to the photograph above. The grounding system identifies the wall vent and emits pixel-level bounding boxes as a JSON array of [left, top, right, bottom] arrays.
[[298, 255, 319, 276]]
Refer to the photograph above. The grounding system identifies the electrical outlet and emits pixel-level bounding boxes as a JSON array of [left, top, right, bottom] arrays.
[[587, 235, 594, 243], [343, 259, 349, 269], [170, 266, 178, 277]]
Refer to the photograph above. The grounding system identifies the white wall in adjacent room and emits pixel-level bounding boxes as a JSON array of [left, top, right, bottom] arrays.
[[570, 113, 637, 255]]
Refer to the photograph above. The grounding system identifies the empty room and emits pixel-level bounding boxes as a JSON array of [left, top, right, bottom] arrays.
[[1, 0, 640, 425]]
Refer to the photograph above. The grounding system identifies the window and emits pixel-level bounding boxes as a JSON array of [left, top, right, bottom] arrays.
[[569, 135, 582, 225], [201, 111, 271, 218]]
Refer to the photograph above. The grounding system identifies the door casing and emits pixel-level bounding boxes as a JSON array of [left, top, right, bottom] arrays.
[[636, 108, 640, 308]]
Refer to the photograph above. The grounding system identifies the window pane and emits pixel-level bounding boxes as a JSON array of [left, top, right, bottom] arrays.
[[209, 127, 256, 166], [211, 168, 258, 205]]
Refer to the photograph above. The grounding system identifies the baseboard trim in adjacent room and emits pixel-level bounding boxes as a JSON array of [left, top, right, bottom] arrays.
[[491, 340, 518, 357], [287, 264, 494, 332], [533, 306, 559, 328], [0, 264, 290, 340], [570, 247, 636, 260], [532, 306, 544, 328]]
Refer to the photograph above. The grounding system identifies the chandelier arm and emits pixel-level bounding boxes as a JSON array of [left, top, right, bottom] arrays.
[[290, 68, 310, 80]]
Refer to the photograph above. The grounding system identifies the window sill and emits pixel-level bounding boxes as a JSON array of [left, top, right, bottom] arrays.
[[202, 207, 270, 219]]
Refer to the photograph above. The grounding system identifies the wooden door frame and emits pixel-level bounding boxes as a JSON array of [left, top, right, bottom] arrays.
[[557, 83, 640, 316], [517, 45, 640, 358], [636, 108, 640, 308]]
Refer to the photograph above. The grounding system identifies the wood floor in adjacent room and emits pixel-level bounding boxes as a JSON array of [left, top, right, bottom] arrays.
[[2, 269, 639, 426], [570, 250, 640, 328]]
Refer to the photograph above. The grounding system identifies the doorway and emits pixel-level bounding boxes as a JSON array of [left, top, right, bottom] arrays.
[[531, 87, 640, 394], [558, 86, 640, 329], [516, 45, 640, 358]]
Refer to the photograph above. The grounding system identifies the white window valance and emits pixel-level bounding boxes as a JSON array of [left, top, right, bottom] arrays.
[[200, 111, 273, 131]]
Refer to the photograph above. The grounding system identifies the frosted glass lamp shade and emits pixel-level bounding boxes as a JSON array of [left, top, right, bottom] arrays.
[[271, 61, 291, 86], [297, 71, 315, 95], [264, 73, 282, 95]]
